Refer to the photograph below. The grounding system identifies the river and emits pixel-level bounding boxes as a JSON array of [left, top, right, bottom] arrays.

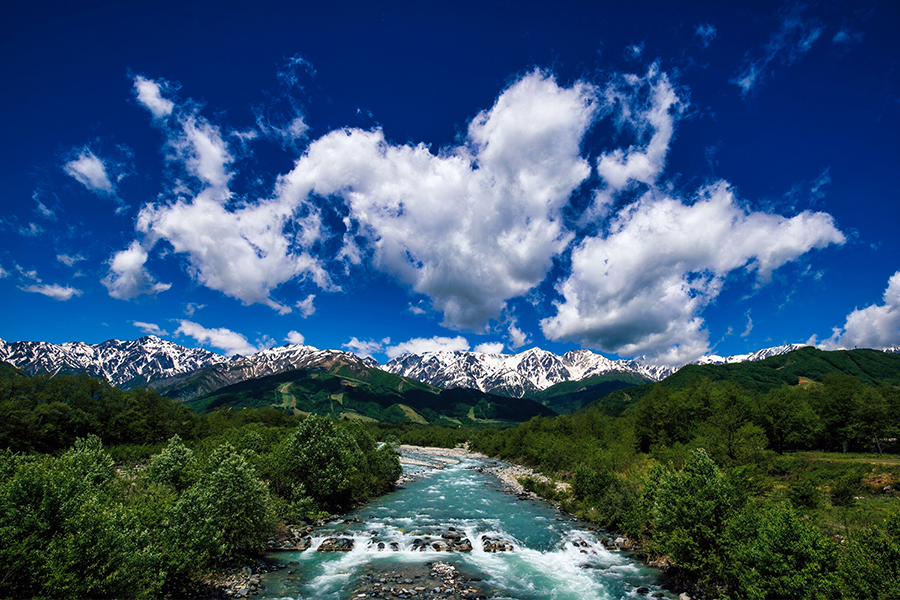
[[257, 449, 676, 600]]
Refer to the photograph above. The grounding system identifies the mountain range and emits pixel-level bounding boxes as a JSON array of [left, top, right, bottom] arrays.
[[1, 336, 896, 402]]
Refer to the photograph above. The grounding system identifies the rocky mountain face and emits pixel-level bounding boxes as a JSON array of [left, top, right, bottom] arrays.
[[0, 336, 377, 400], [384, 347, 675, 398], [383, 344, 815, 397], [3, 333, 894, 401], [0, 336, 226, 388]]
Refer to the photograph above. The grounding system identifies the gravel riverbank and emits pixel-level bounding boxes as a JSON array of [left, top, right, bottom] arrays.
[[398, 444, 571, 496]]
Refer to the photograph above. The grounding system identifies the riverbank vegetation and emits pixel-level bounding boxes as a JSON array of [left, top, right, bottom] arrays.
[[0, 366, 401, 599], [469, 373, 900, 599]]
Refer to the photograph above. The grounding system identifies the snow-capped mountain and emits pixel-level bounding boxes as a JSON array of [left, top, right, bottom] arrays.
[[695, 344, 809, 366], [0, 336, 226, 388], [384, 347, 678, 398], [384, 344, 812, 397], [0, 335, 379, 399]]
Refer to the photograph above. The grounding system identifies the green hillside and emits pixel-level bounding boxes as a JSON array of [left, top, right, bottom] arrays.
[[585, 347, 900, 416], [531, 371, 651, 414], [190, 365, 557, 424]]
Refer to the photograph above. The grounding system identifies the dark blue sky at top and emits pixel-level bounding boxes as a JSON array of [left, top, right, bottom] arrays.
[[1, 0, 898, 364]]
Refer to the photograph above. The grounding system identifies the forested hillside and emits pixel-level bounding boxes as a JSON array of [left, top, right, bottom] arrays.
[[470, 352, 900, 599]]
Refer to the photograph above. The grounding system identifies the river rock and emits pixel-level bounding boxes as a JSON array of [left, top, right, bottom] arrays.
[[317, 537, 355, 551], [481, 536, 514, 552]]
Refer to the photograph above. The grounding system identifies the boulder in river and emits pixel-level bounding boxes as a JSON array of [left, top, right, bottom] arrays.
[[317, 537, 355, 551]]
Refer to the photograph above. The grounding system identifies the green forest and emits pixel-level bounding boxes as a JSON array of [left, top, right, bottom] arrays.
[[2, 346, 900, 599], [467, 370, 900, 599], [0, 364, 401, 598]]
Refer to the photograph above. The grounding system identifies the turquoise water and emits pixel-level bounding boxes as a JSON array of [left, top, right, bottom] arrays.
[[259, 454, 675, 599]]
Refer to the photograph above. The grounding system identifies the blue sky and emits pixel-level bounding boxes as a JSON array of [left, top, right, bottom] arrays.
[[1, 0, 898, 365]]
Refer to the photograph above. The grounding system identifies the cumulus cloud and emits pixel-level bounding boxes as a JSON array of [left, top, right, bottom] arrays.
[[175, 320, 259, 356], [133, 321, 168, 336], [474, 342, 505, 354], [64, 148, 116, 196], [134, 75, 175, 119], [285, 330, 306, 345], [279, 69, 596, 331], [731, 4, 823, 97], [102, 240, 171, 300], [0, 265, 7, 278], [385, 336, 470, 359], [124, 75, 334, 313], [542, 182, 845, 365], [819, 271, 900, 350], [20, 283, 83, 301]]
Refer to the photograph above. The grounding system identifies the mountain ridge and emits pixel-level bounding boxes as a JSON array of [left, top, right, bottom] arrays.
[[1, 336, 896, 401]]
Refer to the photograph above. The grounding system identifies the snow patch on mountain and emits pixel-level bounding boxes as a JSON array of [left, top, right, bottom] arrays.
[[383, 344, 817, 397]]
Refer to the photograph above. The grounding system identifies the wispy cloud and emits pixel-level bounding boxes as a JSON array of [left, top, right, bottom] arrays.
[[295, 294, 316, 318], [20, 283, 82, 301], [133, 321, 168, 336], [741, 311, 754, 338], [695, 23, 717, 48], [63, 148, 116, 196], [56, 254, 85, 267], [731, 4, 823, 97]]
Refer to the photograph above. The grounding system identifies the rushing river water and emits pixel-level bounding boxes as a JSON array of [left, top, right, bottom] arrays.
[[258, 451, 675, 600]]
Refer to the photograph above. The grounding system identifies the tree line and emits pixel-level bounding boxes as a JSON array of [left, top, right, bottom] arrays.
[[470, 373, 900, 599], [0, 364, 401, 598]]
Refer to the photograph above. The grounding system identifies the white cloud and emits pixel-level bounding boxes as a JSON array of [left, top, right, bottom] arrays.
[[474, 342, 505, 354], [102, 240, 171, 300], [820, 271, 900, 350], [591, 64, 684, 216], [175, 320, 259, 356], [295, 294, 316, 318], [0, 265, 6, 278], [184, 302, 205, 317], [56, 254, 85, 267], [170, 116, 234, 189], [64, 149, 115, 196], [124, 83, 334, 313], [731, 5, 823, 97], [542, 182, 845, 365], [134, 76, 174, 119], [20, 283, 83, 301], [285, 330, 306, 345], [133, 321, 168, 336], [507, 319, 530, 349], [343, 336, 390, 358], [385, 335, 470, 359], [280, 69, 596, 331], [741, 311, 754, 338], [34, 192, 56, 220]]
